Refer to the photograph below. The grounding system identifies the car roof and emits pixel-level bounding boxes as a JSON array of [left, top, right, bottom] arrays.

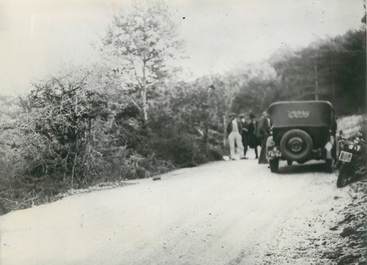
[[268, 100, 334, 110], [267, 100, 335, 128]]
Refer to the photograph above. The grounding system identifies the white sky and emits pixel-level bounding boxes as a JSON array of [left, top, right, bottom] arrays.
[[0, 0, 364, 95]]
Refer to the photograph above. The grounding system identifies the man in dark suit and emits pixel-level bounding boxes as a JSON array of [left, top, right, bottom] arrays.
[[239, 114, 248, 159], [246, 113, 259, 159], [257, 111, 271, 164]]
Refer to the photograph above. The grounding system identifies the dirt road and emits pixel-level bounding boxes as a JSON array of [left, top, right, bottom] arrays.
[[0, 159, 350, 265]]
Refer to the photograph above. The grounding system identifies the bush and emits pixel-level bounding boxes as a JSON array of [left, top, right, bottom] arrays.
[[150, 134, 199, 167], [0, 72, 226, 213]]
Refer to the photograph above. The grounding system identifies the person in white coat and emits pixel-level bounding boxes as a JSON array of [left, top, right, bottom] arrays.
[[226, 113, 244, 160]]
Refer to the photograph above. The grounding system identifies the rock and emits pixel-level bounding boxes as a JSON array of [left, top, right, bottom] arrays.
[[348, 241, 359, 247], [337, 253, 361, 265], [338, 214, 355, 225], [323, 250, 342, 260], [152, 177, 161, 181], [340, 227, 356, 237], [330, 225, 339, 231]]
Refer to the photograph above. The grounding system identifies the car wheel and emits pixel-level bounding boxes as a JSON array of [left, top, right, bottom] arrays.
[[270, 158, 279, 173], [280, 129, 313, 161]]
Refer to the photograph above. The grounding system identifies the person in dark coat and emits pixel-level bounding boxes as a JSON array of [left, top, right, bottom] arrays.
[[246, 113, 259, 159], [257, 111, 271, 164], [239, 114, 248, 159]]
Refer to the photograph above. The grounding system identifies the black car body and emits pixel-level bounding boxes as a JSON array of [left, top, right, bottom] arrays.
[[266, 100, 337, 172]]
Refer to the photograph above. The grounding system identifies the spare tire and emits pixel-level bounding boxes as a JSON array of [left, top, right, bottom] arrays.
[[280, 129, 313, 161]]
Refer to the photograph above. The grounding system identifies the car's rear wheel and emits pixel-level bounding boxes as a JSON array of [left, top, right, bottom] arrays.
[[270, 158, 279, 173], [280, 129, 313, 161]]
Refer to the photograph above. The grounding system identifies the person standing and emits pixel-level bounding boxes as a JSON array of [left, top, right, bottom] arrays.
[[257, 111, 271, 164], [239, 114, 248, 159], [227, 113, 244, 160], [247, 113, 259, 159]]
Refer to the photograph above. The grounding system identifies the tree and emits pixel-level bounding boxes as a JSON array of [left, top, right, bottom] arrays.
[[270, 29, 365, 114], [101, 1, 183, 122]]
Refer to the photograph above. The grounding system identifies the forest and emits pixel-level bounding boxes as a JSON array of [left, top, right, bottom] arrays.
[[0, 2, 365, 211]]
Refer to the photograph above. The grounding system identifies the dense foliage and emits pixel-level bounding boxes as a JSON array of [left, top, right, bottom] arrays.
[[229, 29, 366, 116]]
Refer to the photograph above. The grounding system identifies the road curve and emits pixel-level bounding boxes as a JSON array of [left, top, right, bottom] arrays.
[[0, 159, 349, 265]]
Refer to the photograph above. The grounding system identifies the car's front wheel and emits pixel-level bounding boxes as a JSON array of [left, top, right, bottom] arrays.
[[270, 158, 279, 173]]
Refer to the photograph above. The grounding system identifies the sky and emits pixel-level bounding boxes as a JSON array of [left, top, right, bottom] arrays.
[[0, 0, 364, 95]]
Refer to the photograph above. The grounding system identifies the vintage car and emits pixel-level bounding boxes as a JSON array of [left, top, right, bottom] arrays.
[[266, 100, 337, 173]]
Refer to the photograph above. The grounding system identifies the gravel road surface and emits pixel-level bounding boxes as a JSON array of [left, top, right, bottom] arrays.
[[0, 159, 350, 265]]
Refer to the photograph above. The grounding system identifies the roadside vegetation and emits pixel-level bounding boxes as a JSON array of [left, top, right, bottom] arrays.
[[0, 1, 365, 213]]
